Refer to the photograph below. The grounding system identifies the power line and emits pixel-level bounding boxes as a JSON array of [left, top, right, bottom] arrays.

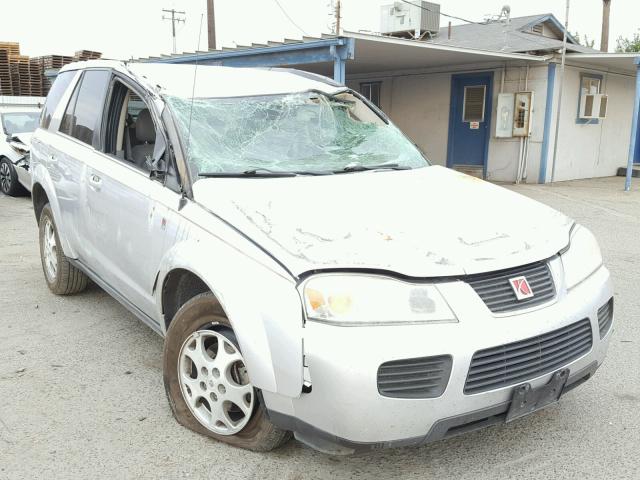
[[273, 0, 309, 36], [399, 0, 483, 26]]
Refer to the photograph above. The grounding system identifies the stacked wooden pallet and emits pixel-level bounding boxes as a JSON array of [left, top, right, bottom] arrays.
[[0, 42, 20, 57], [9, 55, 32, 96], [29, 58, 43, 96], [0, 42, 19, 95], [40, 55, 74, 70], [0, 42, 102, 96], [73, 50, 102, 61], [0, 49, 11, 95]]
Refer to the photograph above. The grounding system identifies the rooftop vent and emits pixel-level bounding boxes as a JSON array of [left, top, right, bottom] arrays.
[[380, 1, 440, 39]]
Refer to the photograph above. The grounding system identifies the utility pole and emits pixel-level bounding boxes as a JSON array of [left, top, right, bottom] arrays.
[[207, 0, 216, 50], [335, 0, 341, 35], [600, 0, 611, 52], [162, 8, 186, 54]]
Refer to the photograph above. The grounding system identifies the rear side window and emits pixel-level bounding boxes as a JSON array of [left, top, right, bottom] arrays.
[[40, 71, 75, 130], [59, 70, 111, 147]]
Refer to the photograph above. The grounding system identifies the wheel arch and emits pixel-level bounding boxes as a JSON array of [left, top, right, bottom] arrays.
[[155, 241, 304, 398], [30, 163, 78, 258], [31, 182, 49, 223], [161, 268, 214, 332]]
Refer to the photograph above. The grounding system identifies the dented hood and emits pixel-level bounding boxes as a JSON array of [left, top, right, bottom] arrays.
[[192, 166, 573, 278]]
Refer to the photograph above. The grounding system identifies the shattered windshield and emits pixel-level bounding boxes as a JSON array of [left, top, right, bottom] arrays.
[[165, 91, 428, 177]]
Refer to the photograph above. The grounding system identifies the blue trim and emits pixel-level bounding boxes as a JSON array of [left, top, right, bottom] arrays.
[[539, 63, 556, 184], [446, 72, 494, 179], [521, 14, 578, 45], [149, 38, 355, 72], [625, 58, 640, 191], [446, 74, 456, 169], [329, 44, 349, 84], [576, 72, 603, 125]]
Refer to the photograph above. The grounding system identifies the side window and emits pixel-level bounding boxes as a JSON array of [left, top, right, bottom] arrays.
[[103, 79, 162, 172], [59, 70, 111, 147], [59, 81, 80, 136], [40, 71, 75, 130], [360, 82, 381, 108]]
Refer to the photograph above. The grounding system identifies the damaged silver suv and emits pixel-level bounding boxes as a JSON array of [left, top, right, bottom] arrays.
[[30, 61, 613, 454]]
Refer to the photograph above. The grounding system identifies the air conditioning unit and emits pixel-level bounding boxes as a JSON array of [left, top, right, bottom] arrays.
[[579, 93, 608, 119], [380, 1, 440, 37]]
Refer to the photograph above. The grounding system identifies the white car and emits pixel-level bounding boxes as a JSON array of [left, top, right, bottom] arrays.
[[30, 61, 613, 454], [0, 102, 41, 196]]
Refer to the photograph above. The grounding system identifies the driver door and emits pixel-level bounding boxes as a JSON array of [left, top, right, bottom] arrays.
[[81, 74, 176, 321]]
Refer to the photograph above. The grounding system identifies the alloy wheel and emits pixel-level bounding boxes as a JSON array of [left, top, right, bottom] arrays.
[[0, 162, 11, 194], [42, 217, 58, 281], [178, 330, 254, 435]]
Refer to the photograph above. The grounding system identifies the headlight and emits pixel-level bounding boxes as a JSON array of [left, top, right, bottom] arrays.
[[302, 274, 457, 326], [561, 225, 603, 289]]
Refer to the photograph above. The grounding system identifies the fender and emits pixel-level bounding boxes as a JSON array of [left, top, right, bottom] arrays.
[[155, 230, 304, 399], [31, 161, 78, 259]]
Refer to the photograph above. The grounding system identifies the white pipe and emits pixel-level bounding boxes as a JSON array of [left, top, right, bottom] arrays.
[[523, 137, 530, 181], [516, 137, 524, 183]]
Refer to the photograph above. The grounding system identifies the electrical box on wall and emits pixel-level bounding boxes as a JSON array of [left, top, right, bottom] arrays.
[[513, 91, 534, 137], [495, 93, 515, 138]]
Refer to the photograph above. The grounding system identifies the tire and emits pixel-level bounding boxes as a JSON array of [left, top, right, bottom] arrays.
[[0, 157, 27, 197], [38, 203, 89, 295], [163, 292, 291, 451]]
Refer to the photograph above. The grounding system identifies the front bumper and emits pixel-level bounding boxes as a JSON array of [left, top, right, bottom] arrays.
[[263, 260, 613, 454]]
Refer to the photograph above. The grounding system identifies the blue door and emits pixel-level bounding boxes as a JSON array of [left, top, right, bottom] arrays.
[[447, 73, 493, 174]]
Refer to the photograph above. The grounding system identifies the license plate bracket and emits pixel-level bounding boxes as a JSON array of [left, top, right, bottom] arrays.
[[506, 368, 570, 423]]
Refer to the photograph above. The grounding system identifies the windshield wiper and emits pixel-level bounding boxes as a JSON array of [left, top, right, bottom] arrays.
[[335, 162, 412, 173], [198, 167, 333, 178]]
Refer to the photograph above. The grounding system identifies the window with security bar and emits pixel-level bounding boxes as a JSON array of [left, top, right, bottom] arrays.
[[462, 85, 486, 123]]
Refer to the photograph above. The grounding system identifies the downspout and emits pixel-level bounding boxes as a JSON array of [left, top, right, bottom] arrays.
[[624, 58, 640, 191], [539, 63, 557, 183]]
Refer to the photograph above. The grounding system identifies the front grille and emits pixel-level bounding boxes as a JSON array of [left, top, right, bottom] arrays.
[[377, 355, 452, 399], [597, 298, 614, 338], [466, 261, 556, 313], [464, 318, 593, 394]]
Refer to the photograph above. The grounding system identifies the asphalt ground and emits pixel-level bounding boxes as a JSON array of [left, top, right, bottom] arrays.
[[0, 176, 638, 479]]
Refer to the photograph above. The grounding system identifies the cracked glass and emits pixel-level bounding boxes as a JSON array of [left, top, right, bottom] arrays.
[[165, 91, 428, 177]]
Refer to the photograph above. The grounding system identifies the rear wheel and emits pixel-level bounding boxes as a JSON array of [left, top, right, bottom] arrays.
[[38, 204, 89, 295], [0, 158, 27, 197], [163, 292, 291, 451]]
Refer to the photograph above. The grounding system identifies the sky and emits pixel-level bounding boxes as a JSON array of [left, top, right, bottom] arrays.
[[1, 0, 639, 60]]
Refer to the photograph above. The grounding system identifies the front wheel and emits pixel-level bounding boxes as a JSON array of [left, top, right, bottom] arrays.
[[0, 158, 27, 197], [163, 292, 291, 451]]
